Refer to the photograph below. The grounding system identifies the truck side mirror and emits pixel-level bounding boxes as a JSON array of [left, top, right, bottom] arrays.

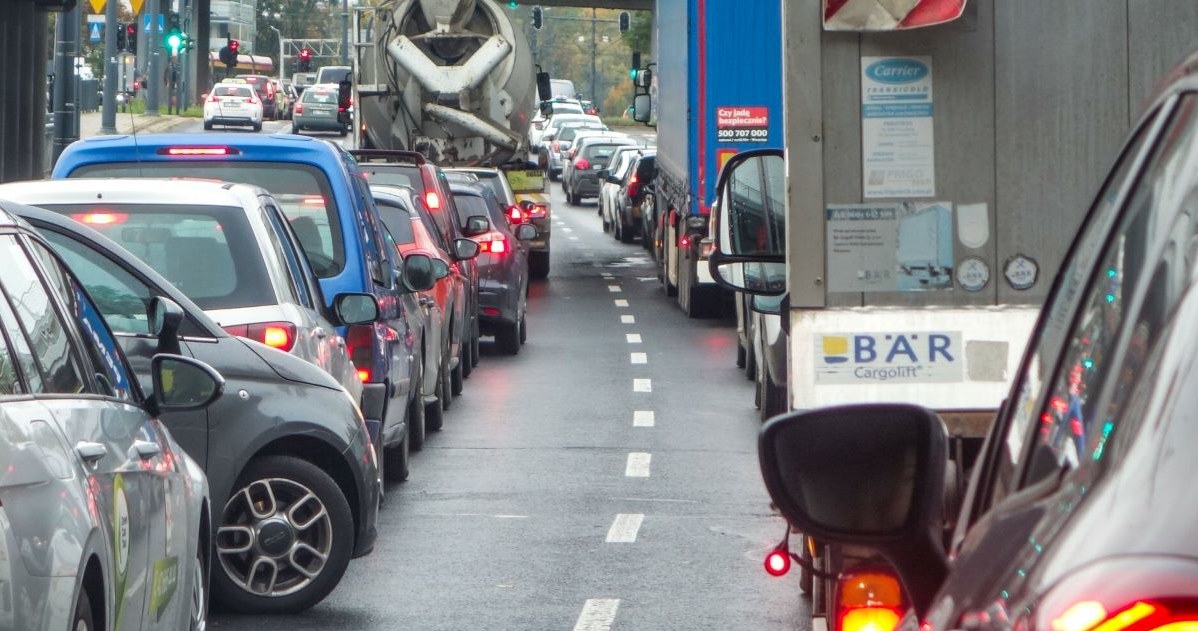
[[632, 95, 652, 124], [708, 149, 787, 296], [637, 68, 653, 89], [536, 71, 553, 102]]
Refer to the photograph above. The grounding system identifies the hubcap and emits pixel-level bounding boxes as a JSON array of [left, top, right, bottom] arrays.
[[216, 477, 334, 598], [191, 559, 207, 631]]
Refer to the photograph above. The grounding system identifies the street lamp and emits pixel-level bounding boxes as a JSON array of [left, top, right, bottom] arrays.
[[268, 24, 283, 82]]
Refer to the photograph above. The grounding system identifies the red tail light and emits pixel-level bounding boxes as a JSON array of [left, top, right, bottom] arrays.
[[627, 172, 640, 198], [207, 95, 220, 103], [1034, 559, 1198, 631], [528, 204, 548, 218], [160, 146, 237, 156], [222, 322, 297, 352], [248, 96, 259, 105], [507, 205, 525, 223], [294, 102, 303, 114], [835, 569, 904, 631], [345, 324, 378, 383], [72, 212, 128, 226], [424, 190, 441, 209], [764, 548, 790, 577], [476, 232, 508, 254], [575, 158, 590, 171]]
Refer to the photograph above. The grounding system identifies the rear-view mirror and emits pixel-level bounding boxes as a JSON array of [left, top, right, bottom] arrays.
[[334, 292, 379, 326], [712, 261, 787, 296], [402, 253, 437, 292], [150, 296, 184, 355], [758, 404, 950, 613], [462, 215, 490, 237], [151, 354, 224, 412], [633, 95, 652, 124], [515, 224, 537, 241], [536, 71, 553, 102], [453, 238, 480, 260], [708, 149, 787, 296]]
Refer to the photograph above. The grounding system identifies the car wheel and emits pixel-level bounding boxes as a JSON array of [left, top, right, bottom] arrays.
[[212, 455, 353, 614], [495, 320, 520, 355], [450, 353, 464, 396], [384, 431, 410, 483], [203, 121, 213, 131], [72, 586, 95, 631], [425, 368, 445, 431], [460, 336, 473, 378], [736, 342, 746, 369], [745, 342, 757, 382], [760, 363, 786, 421], [190, 541, 209, 631], [602, 216, 611, 233], [291, 125, 299, 134], [408, 381, 426, 451], [252, 122, 262, 132], [440, 351, 454, 409], [618, 217, 635, 244], [471, 324, 481, 367], [519, 312, 527, 344], [529, 251, 550, 279]]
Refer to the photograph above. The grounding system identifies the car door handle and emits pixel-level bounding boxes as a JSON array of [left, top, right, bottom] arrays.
[[419, 296, 435, 307], [75, 441, 108, 465], [130, 440, 161, 460]]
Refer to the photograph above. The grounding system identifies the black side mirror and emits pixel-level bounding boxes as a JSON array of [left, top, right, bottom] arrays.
[[453, 237, 480, 260], [150, 354, 224, 414], [515, 224, 537, 241], [759, 404, 950, 615], [633, 94, 652, 124], [708, 149, 787, 296], [597, 169, 610, 180], [432, 259, 450, 280], [402, 253, 437, 292], [536, 71, 552, 102], [462, 215, 490, 237], [520, 199, 536, 212], [333, 292, 379, 326], [150, 296, 184, 355]]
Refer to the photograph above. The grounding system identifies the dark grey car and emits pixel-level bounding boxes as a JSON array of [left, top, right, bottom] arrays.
[[7, 203, 380, 615], [292, 84, 346, 135], [563, 137, 639, 206]]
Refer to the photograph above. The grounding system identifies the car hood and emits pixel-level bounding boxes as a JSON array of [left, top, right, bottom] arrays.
[[237, 337, 345, 393]]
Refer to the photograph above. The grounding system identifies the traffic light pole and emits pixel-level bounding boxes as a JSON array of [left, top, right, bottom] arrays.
[[100, 0, 119, 133], [146, 0, 161, 116], [52, 2, 80, 164]]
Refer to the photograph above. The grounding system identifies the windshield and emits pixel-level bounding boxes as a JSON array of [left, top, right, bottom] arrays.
[[360, 165, 418, 188], [213, 85, 253, 98], [452, 193, 502, 228], [302, 89, 337, 104], [560, 125, 606, 142], [39, 203, 273, 311], [70, 161, 345, 278]]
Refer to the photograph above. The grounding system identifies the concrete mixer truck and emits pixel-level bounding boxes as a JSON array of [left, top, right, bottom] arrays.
[[353, 0, 540, 167]]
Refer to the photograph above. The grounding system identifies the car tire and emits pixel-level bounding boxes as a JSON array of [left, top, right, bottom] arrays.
[[73, 586, 95, 631], [408, 382, 426, 451], [529, 251, 550, 279], [203, 121, 213, 131], [736, 342, 746, 369], [451, 355, 464, 396], [190, 539, 209, 631], [212, 455, 354, 614], [440, 352, 454, 409], [495, 320, 520, 355], [745, 343, 757, 381], [339, 128, 347, 137], [602, 216, 611, 233], [461, 336, 473, 378], [384, 431, 409, 483], [291, 125, 299, 134], [519, 312, 527, 344], [252, 122, 262, 132], [425, 371, 445, 432], [618, 217, 635, 244], [471, 326, 481, 367], [760, 362, 787, 422]]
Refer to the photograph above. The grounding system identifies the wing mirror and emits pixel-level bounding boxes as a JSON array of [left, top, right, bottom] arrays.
[[333, 292, 379, 326], [515, 224, 537, 241], [597, 169, 610, 181], [401, 253, 437, 292], [462, 215, 490, 237], [520, 199, 537, 212], [149, 354, 224, 415], [758, 404, 950, 615], [453, 237, 480, 260], [150, 296, 184, 355], [708, 149, 787, 296], [633, 94, 652, 124]]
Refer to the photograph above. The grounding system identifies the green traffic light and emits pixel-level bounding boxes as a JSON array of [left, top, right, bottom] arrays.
[[507, 1, 517, 7], [167, 33, 182, 52], [630, 68, 638, 80]]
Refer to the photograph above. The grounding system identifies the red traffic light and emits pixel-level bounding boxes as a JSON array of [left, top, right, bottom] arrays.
[[126, 23, 134, 35], [764, 548, 791, 577], [229, 40, 239, 53], [299, 48, 312, 60]]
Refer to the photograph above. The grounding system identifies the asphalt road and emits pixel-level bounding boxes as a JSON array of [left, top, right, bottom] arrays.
[[190, 119, 809, 630]]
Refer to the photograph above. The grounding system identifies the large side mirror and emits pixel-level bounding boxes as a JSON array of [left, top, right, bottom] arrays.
[[150, 354, 224, 413], [515, 224, 537, 241], [462, 215, 490, 237], [632, 94, 652, 124], [333, 292, 379, 326], [536, 71, 552, 102], [402, 253, 437, 292], [150, 296, 184, 355], [759, 404, 950, 614], [452, 237, 480, 260], [637, 68, 653, 89], [708, 149, 787, 296]]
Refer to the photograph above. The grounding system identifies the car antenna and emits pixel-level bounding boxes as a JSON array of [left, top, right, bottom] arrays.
[[128, 98, 144, 176]]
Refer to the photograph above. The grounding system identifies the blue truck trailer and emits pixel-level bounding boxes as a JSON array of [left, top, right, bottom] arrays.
[[651, 0, 784, 317]]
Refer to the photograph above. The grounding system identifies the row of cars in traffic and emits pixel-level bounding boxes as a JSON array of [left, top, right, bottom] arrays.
[[0, 131, 545, 628]]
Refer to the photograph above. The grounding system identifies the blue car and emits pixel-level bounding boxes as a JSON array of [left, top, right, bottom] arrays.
[[53, 133, 430, 484]]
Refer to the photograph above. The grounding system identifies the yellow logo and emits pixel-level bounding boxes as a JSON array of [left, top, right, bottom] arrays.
[[822, 336, 849, 364]]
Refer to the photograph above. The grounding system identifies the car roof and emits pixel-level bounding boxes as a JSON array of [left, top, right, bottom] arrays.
[[0, 178, 268, 210], [53, 132, 345, 175]]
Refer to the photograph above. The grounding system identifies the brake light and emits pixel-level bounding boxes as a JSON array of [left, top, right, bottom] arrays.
[[72, 212, 128, 226], [222, 322, 297, 353], [160, 147, 237, 156], [477, 232, 508, 254], [425, 190, 441, 209], [627, 172, 640, 198], [207, 95, 220, 103], [294, 102, 303, 114], [248, 96, 259, 104], [835, 569, 904, 631], [528, 204, 547, 218], [345, 324, 377, 383], [575, 158, 590, 170], [1034, 559, 1198, 631], [507, 205, 524, 223], [302, 196, 325, 205]]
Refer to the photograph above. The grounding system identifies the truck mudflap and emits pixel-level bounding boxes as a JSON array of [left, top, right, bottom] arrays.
[[790, 306, 1040, 412]]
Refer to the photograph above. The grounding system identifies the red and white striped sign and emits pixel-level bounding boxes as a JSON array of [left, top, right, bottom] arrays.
[[823, 0, 967, 31]]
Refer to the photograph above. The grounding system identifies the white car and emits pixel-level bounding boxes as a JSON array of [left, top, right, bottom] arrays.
[[1, 179, 366, 405], [599, 147, 645, 233], [203, 82, 264, 132]]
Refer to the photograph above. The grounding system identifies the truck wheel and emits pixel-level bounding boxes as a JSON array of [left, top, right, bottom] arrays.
[[529, 251, 550, 279], [495, 320, 520, 355]]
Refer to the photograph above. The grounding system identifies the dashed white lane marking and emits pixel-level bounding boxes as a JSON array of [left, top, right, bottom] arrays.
[[562, 227, 574, 233], [633, 379, 652, 392], [625, 453, 652, 477], [614, 299, 629, 307], [625, 333, 642, 344], [573, 599, 621, 631], [633, 410, 655, 427], [621, 314, 635, 324], [608, 285, 622, 292], [569, 236, 580, 241], [605, 513, 644, 543], [602, 273, 614, 278], [630, 352, 647, 364]]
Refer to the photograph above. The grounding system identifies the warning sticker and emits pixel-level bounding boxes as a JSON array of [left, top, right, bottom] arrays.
[[716, 106, 770, 143]]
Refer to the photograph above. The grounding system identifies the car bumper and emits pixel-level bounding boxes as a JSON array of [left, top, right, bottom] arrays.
[[478, 280, 517, 323], [574, 176, 602, 196], [348, 426, 380, 558], [295, 115, 344, 130], [205, 114, 260, 125]]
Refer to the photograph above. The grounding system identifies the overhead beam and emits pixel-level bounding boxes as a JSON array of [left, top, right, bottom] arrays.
[[525, 0, 652, 9]]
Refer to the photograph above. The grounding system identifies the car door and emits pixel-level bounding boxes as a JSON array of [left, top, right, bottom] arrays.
[[0, 234, 157, 631], [925, 95, 1198, 629]]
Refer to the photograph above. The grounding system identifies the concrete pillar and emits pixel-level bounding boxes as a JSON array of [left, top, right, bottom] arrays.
[[32, 9, 48, 179], [2, 3, 21, 182], [16, 1, 36, 180]]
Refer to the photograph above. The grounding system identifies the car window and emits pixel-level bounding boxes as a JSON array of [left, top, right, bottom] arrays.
[[361, 165, 416, 188], [0, 235, 86, 394], [214, 85, 253, 98], [39, 228, 154, 334], [260, 203, 310, 308], [302, 89, 337, 104], [468, 173, 513, 206], [1021, 97, 1198, 484], [375, 198, 417, 245], [453, 194, 491, 229], [0, 305, 23, 395], [69, 163, 346, 279]]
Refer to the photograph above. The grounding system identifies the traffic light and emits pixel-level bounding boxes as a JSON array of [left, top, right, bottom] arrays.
[[116, 22, 127, 51], [531, 6, 542, 30], [630, 51, 641, 81], [126, 23, 137, 52], [619, 11, 630, 32], [165, 26, 183, 55], [229, 39, 239, 54], [299, 47, 313, 72], [219, 37, 240, 68], [506, 1, 517, 7]]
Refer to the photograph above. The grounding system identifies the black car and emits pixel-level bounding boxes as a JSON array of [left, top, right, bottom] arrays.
[[758, 51, 1198, 631], [447, 181, 537, 355], [4, 201, 381, 615]]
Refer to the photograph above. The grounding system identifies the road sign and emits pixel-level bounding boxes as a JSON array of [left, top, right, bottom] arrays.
[[89, 22, 102, 43], [143, 14, 151, 32], [88, 0, 105, 13], [130, 0, 144, 13]]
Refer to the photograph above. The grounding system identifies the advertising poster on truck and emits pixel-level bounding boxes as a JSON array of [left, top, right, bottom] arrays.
[[826, 202, 954, 292], [716, 106, 771, 143], [861, 56, 935, 198]]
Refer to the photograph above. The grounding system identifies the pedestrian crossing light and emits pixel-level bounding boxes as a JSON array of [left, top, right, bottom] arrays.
[[506, 1, 517, 7]]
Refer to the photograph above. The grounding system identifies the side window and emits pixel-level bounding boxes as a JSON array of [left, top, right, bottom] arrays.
[[0, 235, 86, 394], [1022, 97, 1198, 484], [352, 175, 389, 286], [40, 228, 154, 334], [436, 171, 463, 238], [0, 314, 23, 395], [259, 203, 309, 307]]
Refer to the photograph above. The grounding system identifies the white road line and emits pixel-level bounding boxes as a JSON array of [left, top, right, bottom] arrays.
[[625, 333, 642, 344], [608, 285, 622, 292], [573, 599, 621, 631], [633, 378, 652, 392], [569, 236, 580, 241], [633, 410, 655, 427], [605, 513, 644, 542], [562, 227, 574, 233], [621, 314, 635, 324], [614, 299, 629, 307], [625, 453, 652, 477], [630, 352, 647, 364]]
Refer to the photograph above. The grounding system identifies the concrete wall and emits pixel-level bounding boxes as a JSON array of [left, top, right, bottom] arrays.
[[789, 0, 1198, 307]]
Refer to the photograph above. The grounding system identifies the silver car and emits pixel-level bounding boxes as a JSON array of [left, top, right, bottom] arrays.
[[291, 84, 347, 136], [0, 204, 222, 631], [0, 179, 366, 406]]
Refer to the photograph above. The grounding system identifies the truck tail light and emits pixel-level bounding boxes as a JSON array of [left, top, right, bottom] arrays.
[[222, 322, 297, 352], [1033, 559, 1198, 631], [835, 569, 904, 631], [575, 158, 590, 170], [345, 324, 378, 383]]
